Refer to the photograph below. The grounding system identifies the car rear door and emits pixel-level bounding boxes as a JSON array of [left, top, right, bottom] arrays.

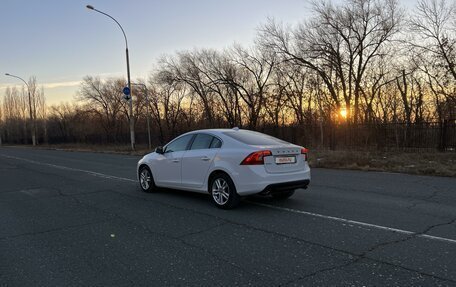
[[181, 134, 222, 189], [153, 134, 194, 188]]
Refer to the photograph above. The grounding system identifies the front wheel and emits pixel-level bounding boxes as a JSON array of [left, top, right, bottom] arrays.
[[139, 166, 156, 193], [209, 173, 240, 209]]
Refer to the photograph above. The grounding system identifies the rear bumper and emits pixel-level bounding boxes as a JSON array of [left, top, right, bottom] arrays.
[[232, 165, 311, 196], [262, 179, 310, 193]]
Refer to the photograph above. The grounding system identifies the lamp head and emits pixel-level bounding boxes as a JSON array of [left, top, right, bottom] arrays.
[[86, 5, 94, 10], [5, 73, 10, 76]]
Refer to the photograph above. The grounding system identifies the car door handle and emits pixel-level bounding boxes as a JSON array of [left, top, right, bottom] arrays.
[[201, 157, 210, 161], [172, 159, 180, 163]]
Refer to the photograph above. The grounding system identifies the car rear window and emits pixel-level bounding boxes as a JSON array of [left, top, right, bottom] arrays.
[[222, 130, 289, 145], [210, 137, 222, 148], [190, 134, 214, 150]]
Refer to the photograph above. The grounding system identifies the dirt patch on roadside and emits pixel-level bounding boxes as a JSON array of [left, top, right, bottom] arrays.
[[309, 150, 456, 177]]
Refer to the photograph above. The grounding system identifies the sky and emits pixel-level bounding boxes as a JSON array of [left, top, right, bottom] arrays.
[[0, 0, 417, 105]]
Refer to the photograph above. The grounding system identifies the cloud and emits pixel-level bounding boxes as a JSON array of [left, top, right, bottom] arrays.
[[42, 81, 82, 89], [0, 80, 81, 91], [0, 72, 129, 92]]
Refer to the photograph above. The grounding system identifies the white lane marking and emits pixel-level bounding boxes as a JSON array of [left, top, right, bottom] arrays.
[[0, 154, 136, 183], [251, 202, 456, 245], [2, 153, 455, 245]]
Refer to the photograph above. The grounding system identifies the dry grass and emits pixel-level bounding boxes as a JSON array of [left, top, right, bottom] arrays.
[[12, 144, 456, 177], [308, 149, 456, 177]]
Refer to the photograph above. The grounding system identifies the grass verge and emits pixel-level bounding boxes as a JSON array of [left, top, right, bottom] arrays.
[[309, 149, 456, 177]]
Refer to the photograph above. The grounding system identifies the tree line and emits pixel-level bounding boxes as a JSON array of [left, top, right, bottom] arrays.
[[1, 0, 455, 149]]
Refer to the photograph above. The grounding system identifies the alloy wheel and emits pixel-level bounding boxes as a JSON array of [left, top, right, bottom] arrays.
[[212, 178, 230, 205], [140, 169, 151, 190]]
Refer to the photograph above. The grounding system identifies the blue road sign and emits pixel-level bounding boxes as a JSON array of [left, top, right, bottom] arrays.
[[123, 86, 131, 96]]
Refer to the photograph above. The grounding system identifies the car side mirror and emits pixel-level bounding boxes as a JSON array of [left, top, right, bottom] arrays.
[[155, 146, 164, 154]]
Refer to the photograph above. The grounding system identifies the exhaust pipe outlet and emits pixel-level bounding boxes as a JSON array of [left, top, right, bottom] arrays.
[[260, 189, 272, 196]]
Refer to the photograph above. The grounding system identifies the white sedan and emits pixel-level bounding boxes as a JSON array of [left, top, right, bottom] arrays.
[[137, 128, 311, 209]]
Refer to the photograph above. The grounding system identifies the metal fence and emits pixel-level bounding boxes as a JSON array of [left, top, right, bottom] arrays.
[[263, 120, 456, 151], [8, 119, 454, 152]]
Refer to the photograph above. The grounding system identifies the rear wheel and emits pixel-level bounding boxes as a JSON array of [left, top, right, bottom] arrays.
[[271, 190, 295, 200], [209, 173, 240, 209], [139, 166, 156, 193]]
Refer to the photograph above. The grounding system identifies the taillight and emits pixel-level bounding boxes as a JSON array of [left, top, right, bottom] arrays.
[[301, 148, 309, 161], [240, 150, 272, 165]]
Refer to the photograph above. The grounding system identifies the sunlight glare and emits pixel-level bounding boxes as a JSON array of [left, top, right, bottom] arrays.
[[340, 109, 348, 119]]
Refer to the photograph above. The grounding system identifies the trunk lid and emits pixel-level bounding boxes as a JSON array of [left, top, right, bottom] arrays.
[[254, 145, 305, 174]]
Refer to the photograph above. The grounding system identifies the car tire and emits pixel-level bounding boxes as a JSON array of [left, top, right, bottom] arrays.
[[209, 173, 240, 209], [271, 190, 295, 200], [139, 166, 156, 193]]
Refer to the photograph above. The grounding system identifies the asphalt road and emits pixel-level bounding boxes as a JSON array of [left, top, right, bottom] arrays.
[[0, 147, 455, 286]]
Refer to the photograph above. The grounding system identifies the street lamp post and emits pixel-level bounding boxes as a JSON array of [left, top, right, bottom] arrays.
[[132, 83, 151, 149], [86, 4, 135, 151], [5, 73, 36, 146]]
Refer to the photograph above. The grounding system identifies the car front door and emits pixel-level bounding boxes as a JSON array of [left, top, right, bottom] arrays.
[[181, 134, 222, 189], [153, 134, 194, 188]]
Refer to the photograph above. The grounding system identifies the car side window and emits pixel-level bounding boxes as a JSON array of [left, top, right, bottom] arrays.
[[210, 137, 222, 149], [165, 135, 193, 153], [190, 134, 213, 150]]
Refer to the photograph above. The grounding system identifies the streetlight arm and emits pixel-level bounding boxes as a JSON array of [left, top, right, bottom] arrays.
[[5, 73, 29, 89], [86, 5, 129, 49]]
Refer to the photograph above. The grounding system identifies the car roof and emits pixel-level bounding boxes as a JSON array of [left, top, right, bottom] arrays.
[[183, 128, 290, 143], [183, 128, 247, 136], [175, 128, 297, 148]]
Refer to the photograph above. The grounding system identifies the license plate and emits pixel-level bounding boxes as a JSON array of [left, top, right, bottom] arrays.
[[275, 156, 296, 164]]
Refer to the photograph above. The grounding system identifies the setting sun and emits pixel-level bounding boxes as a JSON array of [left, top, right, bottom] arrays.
[[340, 109, 348, 118]]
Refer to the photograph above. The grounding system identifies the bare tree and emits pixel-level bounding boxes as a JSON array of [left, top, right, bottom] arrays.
[[271, 62, 315, 126], [48, 103, 78, 142], [159, 52, 216, 126], [410, 0, 456, 81], [218, 45, 275, 129], [1, 87, 28, 143], [149, 71, 187, 140], [260, 0, 402, 123], [192, 49, 242, 127], [77, 76, 126, 142]]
